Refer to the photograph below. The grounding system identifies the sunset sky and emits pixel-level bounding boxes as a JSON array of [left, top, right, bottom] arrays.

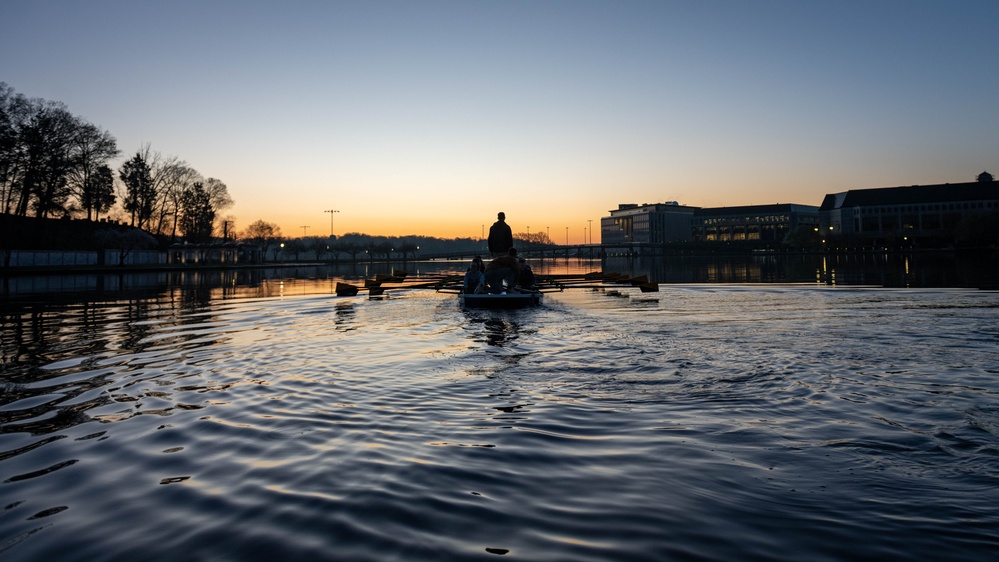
[[3, 1, 997, 243]]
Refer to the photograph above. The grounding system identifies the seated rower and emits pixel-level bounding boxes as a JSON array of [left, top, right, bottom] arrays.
[[483, 248, 521, 294], [463, 260, 486, 294], [517, 258, 537, 290]]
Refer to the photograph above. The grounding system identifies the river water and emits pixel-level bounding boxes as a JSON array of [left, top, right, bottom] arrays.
[[1, 260, 998, 561]]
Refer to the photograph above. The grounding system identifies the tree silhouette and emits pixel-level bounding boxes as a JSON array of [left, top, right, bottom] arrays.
[[68, 122, 119, 220], [178, 181, 215, 243], [119, 152, 155, 228], [240, 219, 282, 261], [80, 164, 116, 220], [21, 102, 77, 218]]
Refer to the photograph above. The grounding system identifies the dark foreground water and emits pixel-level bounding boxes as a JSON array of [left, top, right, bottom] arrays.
[[1, 276, 998, 560]]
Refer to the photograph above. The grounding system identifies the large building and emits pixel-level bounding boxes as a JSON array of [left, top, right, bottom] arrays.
[[601, 202, 819, 246], [601, 202, 696, 244], [602, 172, 997, 249], [691, 204, 819, 243], [819, 172, 999, 245]]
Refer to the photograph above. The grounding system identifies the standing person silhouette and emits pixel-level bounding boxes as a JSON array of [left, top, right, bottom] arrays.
[[488, 212, 513, 258]]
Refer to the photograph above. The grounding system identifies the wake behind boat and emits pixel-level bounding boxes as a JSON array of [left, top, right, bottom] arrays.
[[458, 289, 543, 309]]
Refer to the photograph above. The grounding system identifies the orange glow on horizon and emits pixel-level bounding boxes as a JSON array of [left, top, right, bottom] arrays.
[[260, 218, 598, 245], [235, 206, 601, 245]]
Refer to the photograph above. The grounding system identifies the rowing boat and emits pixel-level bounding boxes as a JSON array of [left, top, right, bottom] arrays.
[[459, 290, 543, 309]]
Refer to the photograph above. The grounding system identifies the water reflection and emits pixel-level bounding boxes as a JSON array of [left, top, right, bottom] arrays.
[[482, 318, 518, 347], [0, 281, 997, 561], [603, 251, 999, 288], [1, 264, 462, 308], [462, 313, 520, 347], [333, 302, 356, 330], [2, 253, 997, 316]]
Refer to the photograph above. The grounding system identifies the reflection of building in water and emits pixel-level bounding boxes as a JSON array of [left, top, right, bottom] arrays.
[[819, 173, 999, 246]]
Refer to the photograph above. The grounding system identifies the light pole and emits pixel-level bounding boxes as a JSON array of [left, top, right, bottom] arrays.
[[565, 226, 568, 246], [301, 225, 310, 237], [587, 219, 592, 244], [325, 209, 339, 237]]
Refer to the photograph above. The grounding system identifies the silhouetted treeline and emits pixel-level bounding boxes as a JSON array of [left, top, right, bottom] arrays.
[[0, 82, 233, 243], [274, 232, 486, 261]]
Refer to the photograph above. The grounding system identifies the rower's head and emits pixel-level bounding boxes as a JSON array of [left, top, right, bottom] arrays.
[[497, 212, 505, 221]]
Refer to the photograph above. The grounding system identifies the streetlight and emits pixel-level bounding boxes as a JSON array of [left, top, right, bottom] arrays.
[[587, 219, 592, 244], [325, 209, 339, 237], [565, 226, 568, 246], [300, 225, 310, 237]]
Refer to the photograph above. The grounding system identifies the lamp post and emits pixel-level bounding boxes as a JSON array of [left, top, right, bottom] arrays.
[[325, 209, 339, 237], [587, 219, 592, 244]]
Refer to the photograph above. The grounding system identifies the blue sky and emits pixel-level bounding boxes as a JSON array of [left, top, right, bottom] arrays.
[[3, 1, 997, 240]]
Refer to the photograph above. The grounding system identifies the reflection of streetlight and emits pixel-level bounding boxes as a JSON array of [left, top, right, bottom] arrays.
[[325, 209, 339, 237]]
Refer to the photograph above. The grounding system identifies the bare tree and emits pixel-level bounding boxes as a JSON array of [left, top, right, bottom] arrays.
[[148, 154, 200, 237], [305, 236, 329, 260], [202, 177, 233, 237], [67, 121, 119, 220], [240, 219, 281, 261], [1, 84, 119, 222], [0, 83, 32, 215], [19, 101, 78, 218]]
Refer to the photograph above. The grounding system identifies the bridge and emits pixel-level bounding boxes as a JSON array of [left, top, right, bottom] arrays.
[[417, 241, 780, 261], [419, 244, 605, 261]]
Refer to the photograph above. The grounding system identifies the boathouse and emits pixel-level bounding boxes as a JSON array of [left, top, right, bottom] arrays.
[[818, 172, 999, 246]]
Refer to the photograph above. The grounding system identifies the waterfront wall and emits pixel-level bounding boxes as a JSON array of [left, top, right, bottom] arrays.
[[6, 250, 165, 268]]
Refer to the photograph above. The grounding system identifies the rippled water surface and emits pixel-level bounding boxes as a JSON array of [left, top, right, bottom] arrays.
[[1, 283, 998, 561]]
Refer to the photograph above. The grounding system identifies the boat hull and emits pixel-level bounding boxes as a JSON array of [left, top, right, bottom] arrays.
[[459, 292, 542, 309]]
